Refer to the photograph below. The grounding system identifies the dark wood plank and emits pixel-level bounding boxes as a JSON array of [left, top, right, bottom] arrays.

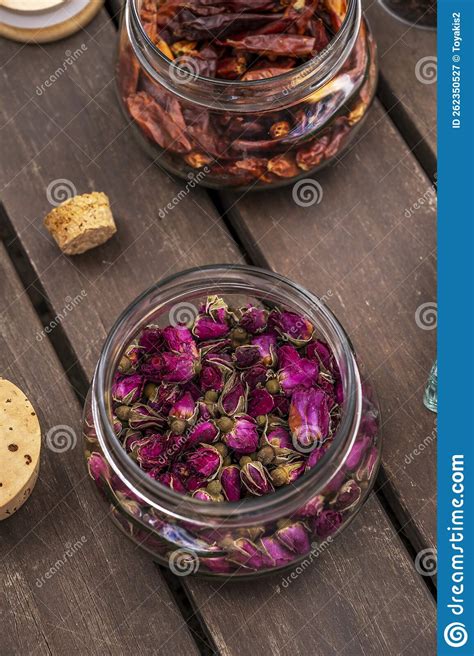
[[0, 244, 200, 656], [363, 0, 437, 173], [224, 99, 437, 554], [0, 9, 435, 655]]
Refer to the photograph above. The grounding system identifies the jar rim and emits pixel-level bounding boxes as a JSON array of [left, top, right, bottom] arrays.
[[125, 0, 361, 111], [92, 265, 362, 527]]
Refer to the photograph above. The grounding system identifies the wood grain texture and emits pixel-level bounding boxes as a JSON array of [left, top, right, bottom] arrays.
[[0, 7, 436, 655], [0, 244, 200, 656], [363, 0, 437, 172], [223, 99, 437, 554]]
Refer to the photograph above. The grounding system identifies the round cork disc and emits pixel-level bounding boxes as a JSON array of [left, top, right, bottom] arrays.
[[0, 379, 41, 521], [0, 0, 103, 43]]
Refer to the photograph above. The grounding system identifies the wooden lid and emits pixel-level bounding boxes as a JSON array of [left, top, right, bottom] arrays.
[[0, 0, 103, 43]]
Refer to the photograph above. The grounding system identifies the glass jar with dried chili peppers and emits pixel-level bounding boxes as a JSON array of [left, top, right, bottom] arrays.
[[117, 0, 377, 189]]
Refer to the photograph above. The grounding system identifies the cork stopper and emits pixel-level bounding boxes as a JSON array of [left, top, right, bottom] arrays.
[[44, 191, 117, 255]]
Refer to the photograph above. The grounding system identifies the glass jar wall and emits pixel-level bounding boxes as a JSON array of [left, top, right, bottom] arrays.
[[116, 0, 377, 190], [82, 266, 381, 578]]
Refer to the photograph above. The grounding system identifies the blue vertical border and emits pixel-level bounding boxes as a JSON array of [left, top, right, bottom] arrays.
[[438, 0, 474, 653]]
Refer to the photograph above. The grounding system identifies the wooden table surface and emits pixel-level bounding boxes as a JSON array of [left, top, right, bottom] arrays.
[[0, 2, 437, 654]]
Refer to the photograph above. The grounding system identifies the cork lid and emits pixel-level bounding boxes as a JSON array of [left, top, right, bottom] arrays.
[[0, 0, 103, 43]]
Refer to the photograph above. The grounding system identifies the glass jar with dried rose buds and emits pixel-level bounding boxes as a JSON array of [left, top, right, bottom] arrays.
[[116, 0, 377, 190], [82, 265, 381, 578]]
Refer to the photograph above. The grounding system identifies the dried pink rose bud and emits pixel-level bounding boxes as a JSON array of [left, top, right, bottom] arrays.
[[160, 353, 198, 384], [242, 364, 267, 389], [305, 443, 329, 470], [200, 364, 225, 392], [193, 315, 230, 340], [307, 339, 333, 369], [185, 444, 222, 480], [139, 327, 163, 353], [147, 383, 180, 414], [331, 479, 362, 512], [295, 494, 325, 519], [227, 538, 272, 570], [218, 372, 247, 415], [278, 346, 318, 395], [156, 471, 186, 493], [239, 306, 268, 334], [223, 415, 259, 454], [122, 429, 143, 453], [252, 334, 277, 366], [289, 388, 330, 449], [241, 461, 274, 496], [112, 374, 144, 404], [313, 510, 343, 539], [259, 536, 295, 567], [169, 391, 198, 425], [220, 465, 242, 501], [136, 435, 168, 468], [248, 388, 275, 417], [345, 435, 371, 471], [129, 403, 165, 431], [276, 522, 311, 554], [187, 420, 219, 448], [192, 488, 214, 501], [233, 345, 261, 369], [163, 325, 199, 358], [270, 310, 314, 345], [356, 446, 378, 482], [88, 452, 110, 483]]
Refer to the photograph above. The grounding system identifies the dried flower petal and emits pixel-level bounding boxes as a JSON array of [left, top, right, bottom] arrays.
[[242, 364, 267, 389]]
